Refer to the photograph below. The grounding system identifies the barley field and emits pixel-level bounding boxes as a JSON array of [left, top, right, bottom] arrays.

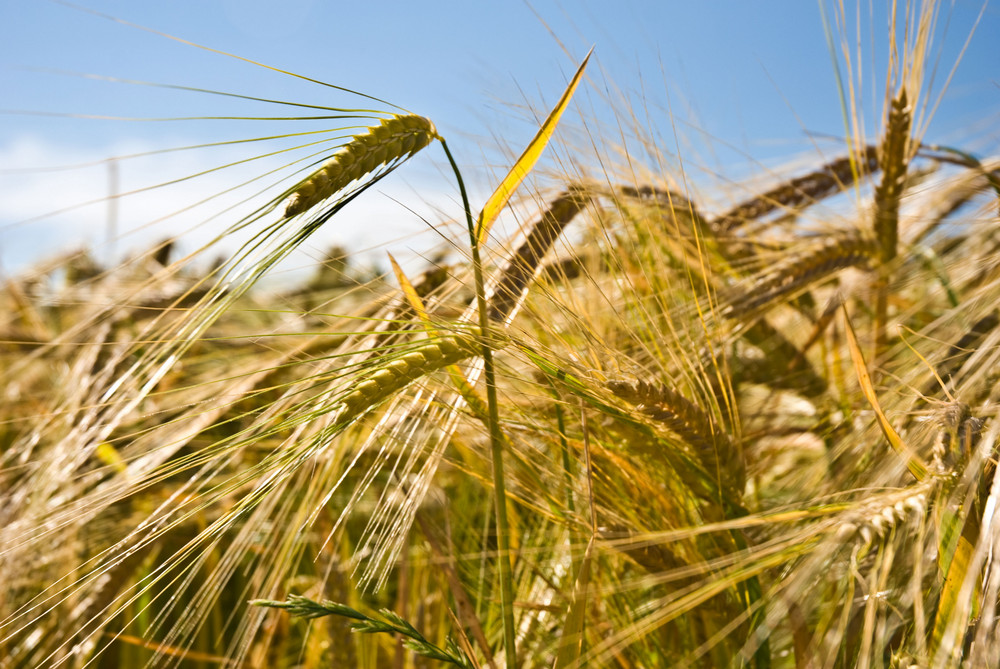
[[2, 2, 999, 667]]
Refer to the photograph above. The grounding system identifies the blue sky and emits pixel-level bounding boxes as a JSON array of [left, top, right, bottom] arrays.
[[1, 1, 997, 275]]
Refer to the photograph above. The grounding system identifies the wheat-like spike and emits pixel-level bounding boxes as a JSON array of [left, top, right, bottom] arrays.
[[534, 185, 699, 287], [722, 231, 879, 319], [740, 318, 829, 397], [284, 114, 438, 218], [607, 379, 743, 496], [835, 481, 933, 546], [615, 183, 715, 239], [907, 159, 1000, 247], [873, 90, 913, 263], [335, 329, 487, 420], [614, 183, 710, 235], [539, 254, 588, 283], [917, 147, 1000, 220], [712, 146, 880, 233], [487, 186, 590, 323], [617, 184, 699, 213]]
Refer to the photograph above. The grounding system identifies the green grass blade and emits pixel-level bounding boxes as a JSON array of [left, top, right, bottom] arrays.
[[552, 537, 594, 669]]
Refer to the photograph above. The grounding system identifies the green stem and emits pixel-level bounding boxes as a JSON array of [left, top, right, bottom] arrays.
[[439, 138, 517, 668]]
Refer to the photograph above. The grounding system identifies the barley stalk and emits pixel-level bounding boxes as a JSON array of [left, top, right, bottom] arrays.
[[284, 114, 438, 218]]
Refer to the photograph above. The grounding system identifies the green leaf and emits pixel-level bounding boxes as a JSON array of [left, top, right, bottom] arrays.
[[552, 537, 594, 669], [930, 525, 978, 656]]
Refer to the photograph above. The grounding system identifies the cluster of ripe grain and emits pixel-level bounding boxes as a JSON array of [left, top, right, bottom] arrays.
[[607, 378, 743, 498], [487, 186, 590, 323], [722, 231, 880, 318], [711, 148, 881, 233], [873, 90, 913, 264], [835, 483, 932, 546], [336, 329, 485, 420], [285, 114, 438, 218]]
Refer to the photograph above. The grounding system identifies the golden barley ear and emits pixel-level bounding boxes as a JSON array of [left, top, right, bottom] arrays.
[[613, 183, 716, 248], [873, 89, 912, 264], [721, 231, 879, 320], [487, 185, 590, 323], [617, 184, 705, 220], [335, 329, 487, 421], [284, 114, 438, 218], [712, 146, 880, 233], [607, 378, 743, 498], [739, 317, 829, 397]]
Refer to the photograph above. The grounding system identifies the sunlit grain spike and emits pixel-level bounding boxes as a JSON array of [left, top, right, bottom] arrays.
[[712, 146, 880, 233], [284, 114, 437, 218], [722, 231, 879, 319], [488, 185, 590, 323], [873, 89, 912, 264], [607, 378, 743, 497], [334, 329, 488, 422]]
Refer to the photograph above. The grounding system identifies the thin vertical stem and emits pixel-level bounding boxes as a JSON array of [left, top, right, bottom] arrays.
[[439, 138, 517, 668]]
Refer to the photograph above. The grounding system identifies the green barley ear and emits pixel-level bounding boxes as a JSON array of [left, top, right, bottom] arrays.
[[284, 114, 438, 218], [252, 596, 474, 668]]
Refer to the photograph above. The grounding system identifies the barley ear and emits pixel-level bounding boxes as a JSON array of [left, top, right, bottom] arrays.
[[488, 185, 590, 323], [284, 114, 438, 218], [873, 89, 912, 264], [335, 330, 489, 422], [607, 379, 743, 499], [721, 231, 878, 320], [712, 147, 880, 233], [871, 88, 912, 354]]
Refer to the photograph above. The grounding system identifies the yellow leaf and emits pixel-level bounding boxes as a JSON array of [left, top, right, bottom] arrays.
[[96, 442, 127, 474], [842, 307, 928, 481], [387, 253, 431, 322], [476, 48, 592, 245], [387, 252, 489, 417], [931, 529, 979, 655]]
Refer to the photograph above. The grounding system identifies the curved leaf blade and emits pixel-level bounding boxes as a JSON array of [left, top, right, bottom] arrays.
[[476, 48, 593, 245]]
